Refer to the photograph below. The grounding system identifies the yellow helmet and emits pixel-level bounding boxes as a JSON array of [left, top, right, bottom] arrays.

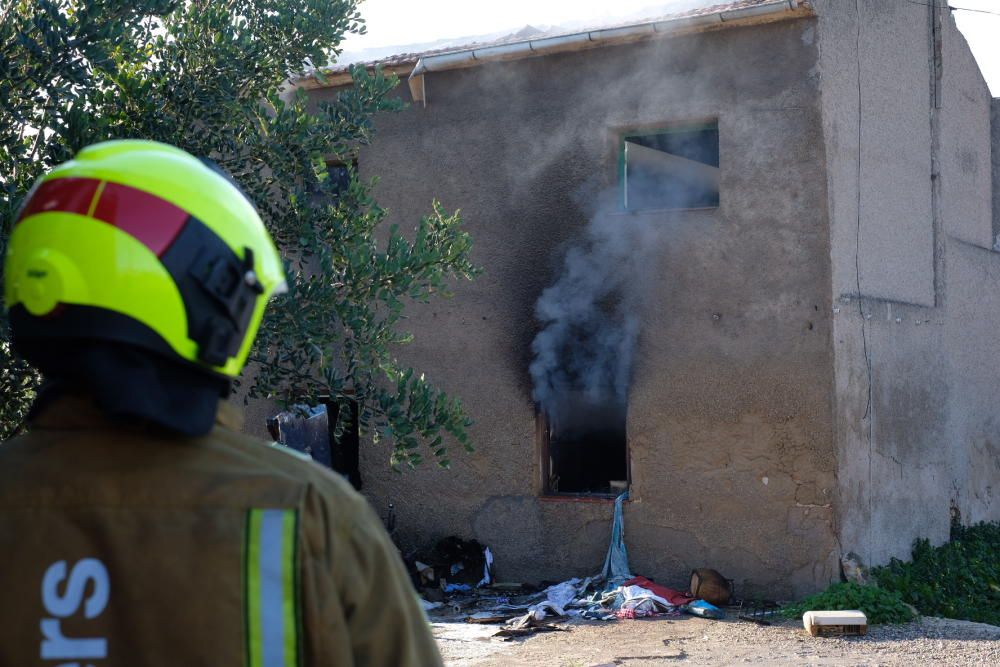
[[5, 140, 286, 378]]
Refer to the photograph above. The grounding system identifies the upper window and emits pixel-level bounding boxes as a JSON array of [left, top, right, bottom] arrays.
[[620, 122, 720, 211]]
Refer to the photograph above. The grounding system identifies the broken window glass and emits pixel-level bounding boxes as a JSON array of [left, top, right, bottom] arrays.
[[621, 122, 720, 211]]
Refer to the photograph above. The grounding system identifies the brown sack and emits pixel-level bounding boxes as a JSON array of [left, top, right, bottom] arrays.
[[690, 568, 734, 606]]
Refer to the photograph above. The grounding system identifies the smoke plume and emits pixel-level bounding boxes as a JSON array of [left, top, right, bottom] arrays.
[[529, 202, 660, 422]]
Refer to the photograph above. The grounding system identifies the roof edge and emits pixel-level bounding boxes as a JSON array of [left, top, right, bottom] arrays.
[[297, 0, 814, 92]]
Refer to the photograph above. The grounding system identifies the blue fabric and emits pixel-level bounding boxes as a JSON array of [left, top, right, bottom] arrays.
[[600, 491, 632, 590], [687, 599, 725, 619], [690, 600, 722, 611]]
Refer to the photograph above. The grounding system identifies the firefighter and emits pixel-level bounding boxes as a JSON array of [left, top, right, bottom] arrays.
[[0, 140, 443, 666]]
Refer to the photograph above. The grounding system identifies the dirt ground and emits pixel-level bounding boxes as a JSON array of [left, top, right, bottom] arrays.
[[433, 614, 1000, 666]]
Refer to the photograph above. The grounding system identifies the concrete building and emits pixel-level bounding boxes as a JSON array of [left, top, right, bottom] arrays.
[[290, 0, 1000, 597]]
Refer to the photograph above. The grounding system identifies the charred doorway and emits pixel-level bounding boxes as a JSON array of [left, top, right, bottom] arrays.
[[539, 391, 629, 497]]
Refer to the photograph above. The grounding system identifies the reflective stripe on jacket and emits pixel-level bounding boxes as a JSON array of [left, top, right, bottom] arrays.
[[0, 394, 443, 667]]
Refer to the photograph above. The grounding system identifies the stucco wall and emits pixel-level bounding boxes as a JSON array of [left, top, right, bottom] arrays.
[[993, 98, 1000, 244], [813, 0, 936, 310], [815, 0, 999, 567], [939, 7, 994, 250], [309, 16, 839, 598], [937, 12, 999, 528]]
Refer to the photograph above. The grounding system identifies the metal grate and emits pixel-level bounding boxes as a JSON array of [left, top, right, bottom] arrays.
[[734, 599, 780, 626]]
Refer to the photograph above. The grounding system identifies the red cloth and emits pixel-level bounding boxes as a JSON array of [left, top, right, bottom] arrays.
[[624, 576, 695, 607]]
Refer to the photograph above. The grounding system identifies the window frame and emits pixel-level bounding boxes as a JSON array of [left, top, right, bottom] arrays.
[[617, 120, 721, 212]]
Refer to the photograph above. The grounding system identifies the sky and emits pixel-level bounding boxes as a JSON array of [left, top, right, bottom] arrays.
[[339, 0, 1000, 94]]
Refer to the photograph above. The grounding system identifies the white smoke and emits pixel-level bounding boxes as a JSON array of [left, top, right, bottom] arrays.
[[529, 201, 661, 421]]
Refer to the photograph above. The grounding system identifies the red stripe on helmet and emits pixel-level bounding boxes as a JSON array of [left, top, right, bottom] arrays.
[[91, 181, 189, 256], [17, 177, 100, 221]]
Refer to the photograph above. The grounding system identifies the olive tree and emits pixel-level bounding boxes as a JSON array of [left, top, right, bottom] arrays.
[[0, 0, 478, 467]]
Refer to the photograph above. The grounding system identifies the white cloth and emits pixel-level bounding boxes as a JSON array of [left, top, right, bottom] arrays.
[[529, 577, 591, 620], [619, 584, 675, 612]]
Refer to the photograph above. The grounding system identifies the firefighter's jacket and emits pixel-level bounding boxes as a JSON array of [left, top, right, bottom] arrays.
[[0, 393, 443, 667]]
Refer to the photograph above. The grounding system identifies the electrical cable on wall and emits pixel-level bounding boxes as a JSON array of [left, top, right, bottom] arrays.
[[950, 7, 1000, 15], [903, 0, 1000, 16]]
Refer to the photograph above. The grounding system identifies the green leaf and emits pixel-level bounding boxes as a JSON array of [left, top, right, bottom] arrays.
[[0, 0, 478, 470]]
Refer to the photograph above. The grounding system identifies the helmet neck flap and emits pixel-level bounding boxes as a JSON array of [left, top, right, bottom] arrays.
[[20, 336, 229, 437]]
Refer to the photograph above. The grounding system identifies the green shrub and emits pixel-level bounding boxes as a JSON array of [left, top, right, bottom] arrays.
[[872, 521, 1000, 626], [781, 582, 916, 625]]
